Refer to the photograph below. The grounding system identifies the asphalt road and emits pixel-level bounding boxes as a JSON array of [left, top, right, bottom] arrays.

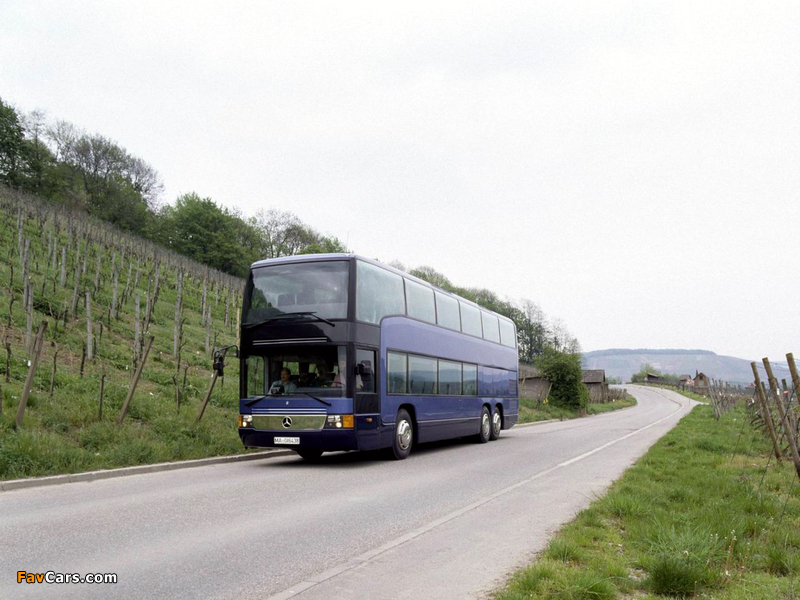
[[1, 386, 694, 600]]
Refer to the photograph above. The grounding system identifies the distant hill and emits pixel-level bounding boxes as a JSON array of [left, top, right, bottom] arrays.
[[582, 348, 793, 384]]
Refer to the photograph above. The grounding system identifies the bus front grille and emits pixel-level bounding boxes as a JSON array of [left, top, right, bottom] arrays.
[[251, 415, 326, 431]]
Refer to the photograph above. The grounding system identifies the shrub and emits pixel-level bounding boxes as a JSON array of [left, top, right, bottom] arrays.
[[535, 348, 588, 409]]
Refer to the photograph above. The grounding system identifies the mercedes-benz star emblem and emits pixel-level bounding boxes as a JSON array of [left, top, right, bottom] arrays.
[[282, 417, 292, 429]]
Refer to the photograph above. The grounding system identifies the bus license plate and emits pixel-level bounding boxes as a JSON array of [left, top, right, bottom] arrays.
[[274, 437, 300, 445]]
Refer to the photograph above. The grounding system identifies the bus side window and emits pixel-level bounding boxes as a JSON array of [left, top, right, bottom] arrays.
[[356, 349, 375, 393], [247, 356, 265, 397]]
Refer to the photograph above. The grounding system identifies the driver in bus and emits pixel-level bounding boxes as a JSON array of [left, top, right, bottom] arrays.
[[269, 368, 297, 394]]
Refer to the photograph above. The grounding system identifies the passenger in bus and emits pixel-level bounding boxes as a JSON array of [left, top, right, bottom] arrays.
[[269, 368, 297, 394]]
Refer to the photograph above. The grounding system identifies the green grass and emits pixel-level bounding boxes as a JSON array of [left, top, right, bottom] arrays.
[[0, 191, 248, 480], [518, 395, 637, 424], [494, 404, 800, 599]]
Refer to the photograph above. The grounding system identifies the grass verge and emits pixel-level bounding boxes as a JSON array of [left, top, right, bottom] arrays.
[[495, 403, 800, 599], [518, 394, 637, 424]]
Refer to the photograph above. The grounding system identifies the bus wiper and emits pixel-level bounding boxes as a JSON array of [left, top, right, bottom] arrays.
[[243, 312, 335, 329], [295, 391, 332, 407]]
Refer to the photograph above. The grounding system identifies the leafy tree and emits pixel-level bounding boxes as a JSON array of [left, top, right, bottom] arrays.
[[0, 98, 27, 188], [535, 348, 589, 409], [409, 266, 452, 289]]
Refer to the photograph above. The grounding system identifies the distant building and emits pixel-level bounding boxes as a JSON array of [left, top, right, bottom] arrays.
[[645, 372, 663, 383], [518, 364, 550, 403], [694, 371, 709, 387], [679, 374, 693, 387], [582, 369, 608, 403]]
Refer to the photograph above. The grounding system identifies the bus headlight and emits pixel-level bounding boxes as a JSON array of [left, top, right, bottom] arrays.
[[324, 415, 354, 429], [239, 414, 253, 428]]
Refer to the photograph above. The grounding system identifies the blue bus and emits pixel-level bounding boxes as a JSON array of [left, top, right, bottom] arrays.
[[238, 254, 518, 460]]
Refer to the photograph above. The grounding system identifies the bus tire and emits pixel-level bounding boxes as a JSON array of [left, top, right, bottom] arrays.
[[296, 448, 323, 461], [391, 409, 413, 460], [477, 406, 491, 444], [490, 406, 502, 441]]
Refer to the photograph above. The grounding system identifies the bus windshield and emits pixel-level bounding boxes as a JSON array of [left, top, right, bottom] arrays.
[[245, 346, 348, 397], [245, 261, 349, 323]]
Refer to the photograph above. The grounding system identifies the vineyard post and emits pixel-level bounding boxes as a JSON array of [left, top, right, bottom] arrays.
[[93, 250, 102, 293], [98, 370, 106, 420], [196, 370, 219, 424], [4, 335, 11, 383], [751, 362, 783, 462], [205, 304, 212, 355], [70, 266, 80, 319], [15, 320, 48, 427], [785, 354, 800, 437], [111, 254, 120, 320], [24, 276, 32, 356], [59, 246, 66, 288], [86, 291, 93, 361], [763, 358, 800, 478], [117, 335, 154, 425], [134, 292, 141, 369], [173, 269, 183, 356]]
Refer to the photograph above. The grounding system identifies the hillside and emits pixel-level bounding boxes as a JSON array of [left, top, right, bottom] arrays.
[[0, 186, 247, 480], [582, 348, 793, 384]]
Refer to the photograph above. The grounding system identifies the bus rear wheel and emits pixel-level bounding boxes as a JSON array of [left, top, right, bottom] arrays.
[[296, 448, 323, 461], [391, 409, 413, 460], [490, 407, 502, 441], [477, 406, 491, 444]]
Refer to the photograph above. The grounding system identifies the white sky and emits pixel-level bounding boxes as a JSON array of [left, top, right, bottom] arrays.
[[2, 1, 799, 361]]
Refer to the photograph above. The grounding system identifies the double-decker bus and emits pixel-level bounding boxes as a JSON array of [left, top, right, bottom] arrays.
[[238, 254, 518, 460]]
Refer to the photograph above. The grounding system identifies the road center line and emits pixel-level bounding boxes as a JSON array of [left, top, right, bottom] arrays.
[[267, 390, 690, 600]]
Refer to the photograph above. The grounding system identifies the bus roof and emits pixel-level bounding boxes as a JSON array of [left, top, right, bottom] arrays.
[[249, 253, 515, 325]]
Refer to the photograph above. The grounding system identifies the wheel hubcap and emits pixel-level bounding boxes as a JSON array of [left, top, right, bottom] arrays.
[[482, 413, 490, 437], [492, 412, 501, 435], [397, 419, 412, 450]]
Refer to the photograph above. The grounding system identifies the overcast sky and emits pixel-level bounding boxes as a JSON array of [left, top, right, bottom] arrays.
[[2, 1, 798, 361]]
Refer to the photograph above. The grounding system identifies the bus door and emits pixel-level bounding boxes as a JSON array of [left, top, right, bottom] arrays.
[[354, 347, 381, 449]]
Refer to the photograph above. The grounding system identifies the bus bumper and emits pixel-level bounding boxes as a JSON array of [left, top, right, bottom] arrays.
[[239, 428, 359, 451]]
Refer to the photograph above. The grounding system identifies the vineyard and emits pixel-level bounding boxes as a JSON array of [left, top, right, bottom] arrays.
[[0, 185, 249, 480]]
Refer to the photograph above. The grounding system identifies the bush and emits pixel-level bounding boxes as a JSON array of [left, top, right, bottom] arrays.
[[535, 348, 589, 409]]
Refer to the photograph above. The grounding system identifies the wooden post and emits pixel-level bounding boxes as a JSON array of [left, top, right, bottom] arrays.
[[117, 335, 154, 424], [98, 370, 106, 421], [59, 246, 66, 289], [786, 354, 800, 437], [751, 362, 782, 462], [111, 259, 120, 320], [173, 269, 183, 356], [79, 342, 86, 378], [133, 292, 141, 369], [93, 251, 102, 293], [205, 304, 212, 356], [86, 291, 93, 361], [767, 359, 800, 478], [196, 370, 219, 423], [3, 335, 10, 383], [15, 321, 48, 427]]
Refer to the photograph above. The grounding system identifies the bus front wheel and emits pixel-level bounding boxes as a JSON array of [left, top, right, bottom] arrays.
[[391, 409, 413, 460], [477, 406, 491, 444]]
